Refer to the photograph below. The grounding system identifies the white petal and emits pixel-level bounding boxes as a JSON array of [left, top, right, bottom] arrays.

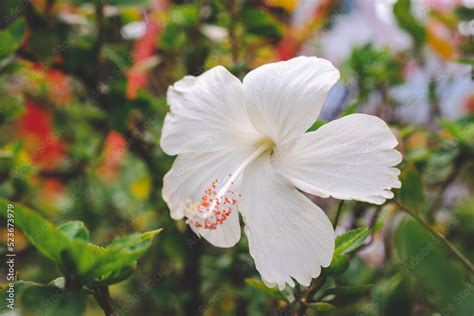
[[274, 114, 402, 205], [161, 66, 261, 156], [243, 56, 340, 146], [240, 154, 335, 290], [162, 148, 253, 247]]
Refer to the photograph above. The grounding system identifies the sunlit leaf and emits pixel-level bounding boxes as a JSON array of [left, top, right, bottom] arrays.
[[306, 302, 336, 312], [85, 229, 162, 285], [245, 278, 289, 302], [0, 18, 25, 60], [335, 227, 370, 255], [58, 221, 90, 242]]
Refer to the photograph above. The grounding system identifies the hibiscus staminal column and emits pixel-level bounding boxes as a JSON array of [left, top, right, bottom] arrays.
[[183, 143, 272, 232]]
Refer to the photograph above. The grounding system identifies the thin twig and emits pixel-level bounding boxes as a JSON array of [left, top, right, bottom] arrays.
[[228, 0, 239, 64], [294, 277, 327, 316], [332, 200, 345, 228], [93, 286, 115, 316], [394, 200, 474, 274]]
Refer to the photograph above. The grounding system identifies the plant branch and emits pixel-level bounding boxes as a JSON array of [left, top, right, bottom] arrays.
[[294, 277, 327, 316], [228, 0, 239, 64], [332, 200, 344, 228], [394, 200, 474, 274], [93, 286, 115, 316]]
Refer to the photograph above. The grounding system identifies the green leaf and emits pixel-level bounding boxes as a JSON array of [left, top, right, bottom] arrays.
[[0, 199, 103, 277], [340, 101, 360, 117], [455, 6, 474, 20], [8, 18, 26, 41], [85, 229, 162, 286], [169, 4, 199, 28], [439, 119, 474, 147], [21, 286, 86, 316], [0, 281, 85, 315], [307, 119, 327, 132], [394, 217, 474, 314], [399, 162, 426, 211], [242, 9, 282, 40], [107, 0, 150, 7], [335, 227, 371, 255], [306, 302, 336, 312], [425, 145, 460, 183], [322, 254, 350, 276], [377, 273, 414, 316], [457, 57, 474, 65], [0, 199, 161, 287], [0, 88, 24, 122], [58, 221, 90, 242], [0, 198, 72, 263], [160, 23, 186, 51], [325, 284, 373, 296], [0, 31, 16, 60], [439, 119, 465, 141], [393, 0, 426, 47], [245, 278, 289, 302], [89, 264, 136, 287], [0, 18, 25, 59]]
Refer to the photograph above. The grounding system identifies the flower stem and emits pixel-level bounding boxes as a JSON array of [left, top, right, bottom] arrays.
[[394, 200, 474, 274], [332, 200, 344, 228], [293, 277, 327, 316], [93, 286, 115, 316]]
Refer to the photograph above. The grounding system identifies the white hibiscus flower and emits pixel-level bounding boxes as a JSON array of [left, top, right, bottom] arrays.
[[161, 56, 402, 290]]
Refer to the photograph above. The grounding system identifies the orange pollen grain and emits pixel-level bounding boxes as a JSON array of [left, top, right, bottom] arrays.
[[186, 177, 240, 231]]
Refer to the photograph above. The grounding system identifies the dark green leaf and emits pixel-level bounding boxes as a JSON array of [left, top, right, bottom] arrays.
[[160, 23, 185, 51], [455, 6, 474, 20], [395, 217, 474, 314], [377, 273, 414, 316], [393, 0, 426, 47], [242, 9, 282, 40], [107, 0, 150, 7], [325, 284, 373, 296], [8, 18, 26, 41], [399, 162, 426, 211], [0, 281, 85, 316], [22, 286, 86, 316]]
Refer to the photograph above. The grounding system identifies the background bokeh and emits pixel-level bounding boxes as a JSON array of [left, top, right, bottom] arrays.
[[0, 0, 473, 315]]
